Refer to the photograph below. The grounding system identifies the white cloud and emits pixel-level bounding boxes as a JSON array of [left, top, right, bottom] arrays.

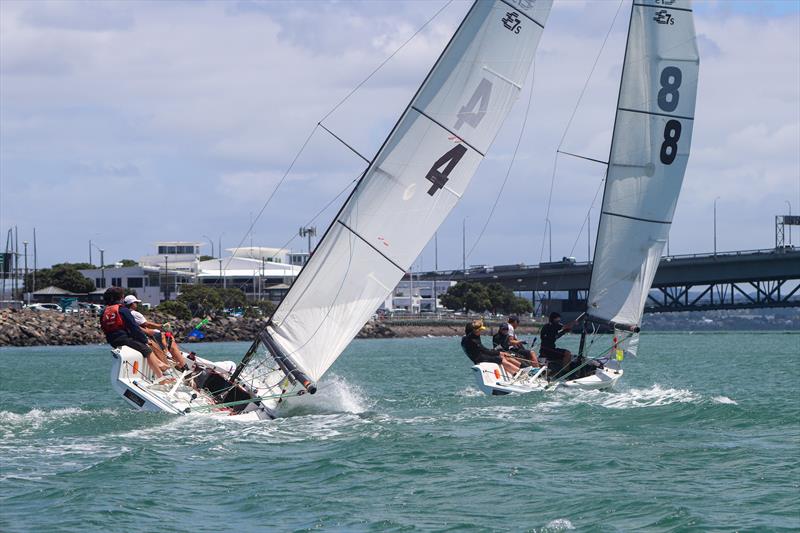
[[0, 0, 798, 267]]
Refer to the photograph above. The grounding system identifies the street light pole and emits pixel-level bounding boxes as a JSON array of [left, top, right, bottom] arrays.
[[462, 217, 467, 275], [164, 255, 169, 300], [100, 249, 105, 289], [202, 235, 214, 258], [23, 241, 28, 304], [713, 196, 721, 256]]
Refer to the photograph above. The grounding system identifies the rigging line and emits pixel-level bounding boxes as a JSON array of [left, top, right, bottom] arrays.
[[318, 122, 370, 164], [465, 58, 537, 261], [224, 125, 319, 273], [537, 0, 625, 265], [556, 150, 608, 166], [273, 174, 360, 256], [223, 1, 454, 274], [319, 0, 454, 125]]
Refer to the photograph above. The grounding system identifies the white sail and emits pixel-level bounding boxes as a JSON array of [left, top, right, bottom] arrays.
[[267, 0, 553, 381], [587, 0, 699, 327]]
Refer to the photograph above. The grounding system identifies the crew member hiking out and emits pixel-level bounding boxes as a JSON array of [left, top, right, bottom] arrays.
[[539, 312, 573, 378], [100, 287, 167, 378], [461, 319, 520, 375]]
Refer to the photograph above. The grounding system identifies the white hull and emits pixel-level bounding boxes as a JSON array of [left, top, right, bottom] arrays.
[[110, 346, 283, 420], [471, 361, 623, 396]]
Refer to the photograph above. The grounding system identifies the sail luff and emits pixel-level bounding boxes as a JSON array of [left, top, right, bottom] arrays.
[[265, 0, 553, 381], [586, 0, 699, 327]]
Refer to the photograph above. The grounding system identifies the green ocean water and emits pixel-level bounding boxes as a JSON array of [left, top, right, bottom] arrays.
[[1, 332, 798, 532]]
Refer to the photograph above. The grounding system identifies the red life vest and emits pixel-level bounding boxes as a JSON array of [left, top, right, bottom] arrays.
[[100, 304, 125, 334]]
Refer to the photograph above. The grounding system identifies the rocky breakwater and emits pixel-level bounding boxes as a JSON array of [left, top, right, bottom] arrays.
[[0, 309, 398, 347]]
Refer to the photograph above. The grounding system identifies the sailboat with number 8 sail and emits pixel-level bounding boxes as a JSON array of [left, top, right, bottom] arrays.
[[110, 0, 554, 418], [472, 0, 700, 395]]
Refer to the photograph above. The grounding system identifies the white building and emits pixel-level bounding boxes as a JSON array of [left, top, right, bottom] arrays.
[[78, 265, 193, 305], [225, 247, 309, 267], [382, 279, 455, 313], [197, 256, 300, 302], [139, 241, 204, 273]]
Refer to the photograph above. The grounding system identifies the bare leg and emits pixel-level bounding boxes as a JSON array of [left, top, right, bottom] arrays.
[[148, 339, 170, 371], [146, 353, 164, 378], [167, 339, 187, 367], [501, 355, 521, 375]]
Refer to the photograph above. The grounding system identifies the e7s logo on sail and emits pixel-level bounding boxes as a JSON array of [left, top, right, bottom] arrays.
[[502, 11, 522, 34]]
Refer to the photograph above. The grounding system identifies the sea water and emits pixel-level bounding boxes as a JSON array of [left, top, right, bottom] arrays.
[[1, 332, 798, 532]]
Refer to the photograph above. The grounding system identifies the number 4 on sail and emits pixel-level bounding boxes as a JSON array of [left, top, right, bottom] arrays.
[[109, 0, 554, 418]]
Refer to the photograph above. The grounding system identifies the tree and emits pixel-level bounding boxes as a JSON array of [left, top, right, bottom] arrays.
[[509, 296, 533, 315], [440, 281, 531, 315], [25, 264, 95, 293], [440, 282, 491, 313], [218, 288, 247, 310], [156, 300, 192, 320], [199, 255, 215, 262], [177, 284, 224, 316], [119, 259, 138, 267]]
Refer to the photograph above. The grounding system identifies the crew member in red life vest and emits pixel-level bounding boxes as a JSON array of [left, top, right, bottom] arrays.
[[100, 287, 167, 378]]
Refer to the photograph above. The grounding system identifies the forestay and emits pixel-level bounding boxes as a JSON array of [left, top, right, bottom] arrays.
[[587, 0, 699, 328], [267, 0, 553, 381]]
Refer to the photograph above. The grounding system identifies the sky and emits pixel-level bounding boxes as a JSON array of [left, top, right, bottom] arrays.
[[1, 0, 798, 270]]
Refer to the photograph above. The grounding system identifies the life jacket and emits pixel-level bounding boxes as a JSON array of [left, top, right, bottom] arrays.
[[100, 304, 125, 334]]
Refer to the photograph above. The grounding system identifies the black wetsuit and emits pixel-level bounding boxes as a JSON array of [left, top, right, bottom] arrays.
[[461, 333, 503, 365], [540, 322, 569, 374]]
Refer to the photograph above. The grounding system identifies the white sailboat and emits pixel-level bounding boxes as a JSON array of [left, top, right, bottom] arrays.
[[474, 0, 700, 395], [111, 0, 554, 418]]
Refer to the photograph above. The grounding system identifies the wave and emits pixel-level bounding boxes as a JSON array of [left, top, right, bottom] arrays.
[[277, 374, 371, 417]]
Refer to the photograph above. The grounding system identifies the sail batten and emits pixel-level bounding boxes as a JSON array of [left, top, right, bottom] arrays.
[[587, 0, 699, 328], [267, 0, 553, 381]]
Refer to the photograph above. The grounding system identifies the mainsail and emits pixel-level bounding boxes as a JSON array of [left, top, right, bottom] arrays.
[[264, 0, 553, 383], [587, 0, 699, 328]]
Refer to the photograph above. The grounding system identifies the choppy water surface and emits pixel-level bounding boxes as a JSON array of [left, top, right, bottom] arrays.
[[1, 332, 798, 532]]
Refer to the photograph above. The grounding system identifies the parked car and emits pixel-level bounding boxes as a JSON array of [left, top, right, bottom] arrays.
[[78, 302, 103, 315], [26, 303, 62, 312]]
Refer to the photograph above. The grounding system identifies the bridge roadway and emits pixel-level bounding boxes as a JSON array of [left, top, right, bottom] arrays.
[[415, 248, 800, 312]]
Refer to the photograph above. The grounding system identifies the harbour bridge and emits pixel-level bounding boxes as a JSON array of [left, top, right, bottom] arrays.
[[415, 247, 800, 314]]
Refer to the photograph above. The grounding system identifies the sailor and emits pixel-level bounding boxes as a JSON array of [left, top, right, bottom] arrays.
[[504, 315, 540, 368], [100, 287, 167, 378], [123, 294, 188, 371], [539, 312, 573, 377], [492, 316, 540, 367], [461, 319, 520, 375]]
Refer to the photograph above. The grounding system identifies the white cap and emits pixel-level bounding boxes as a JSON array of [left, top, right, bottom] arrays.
[[123, 295, 142, 305]]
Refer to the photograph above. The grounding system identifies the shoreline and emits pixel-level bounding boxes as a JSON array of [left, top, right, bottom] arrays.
[[1, 309, 795, 348]]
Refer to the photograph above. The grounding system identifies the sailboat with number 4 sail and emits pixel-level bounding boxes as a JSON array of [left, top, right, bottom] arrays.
[[110, 0, 554, 419], [473, 0, 700, 395]]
